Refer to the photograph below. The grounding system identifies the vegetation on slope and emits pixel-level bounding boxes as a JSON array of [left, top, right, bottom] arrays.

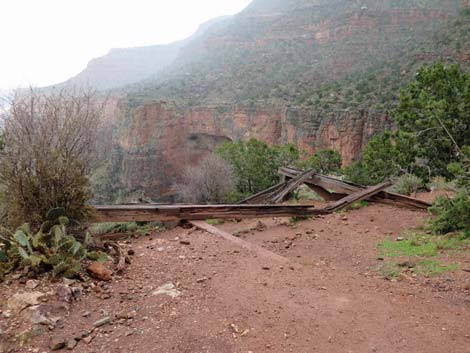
[[121, 1, 469, 112]]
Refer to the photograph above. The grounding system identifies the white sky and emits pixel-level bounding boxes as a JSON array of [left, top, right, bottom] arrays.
[[0, 0, 253, 90]]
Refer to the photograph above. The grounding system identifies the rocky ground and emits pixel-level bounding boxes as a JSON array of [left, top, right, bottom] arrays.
[[0, 193, 469, 353]]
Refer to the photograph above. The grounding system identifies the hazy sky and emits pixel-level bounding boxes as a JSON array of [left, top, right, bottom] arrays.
[[0, 0, 253, 90]]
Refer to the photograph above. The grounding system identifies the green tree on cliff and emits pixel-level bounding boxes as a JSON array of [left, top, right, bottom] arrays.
[[217, 139, 302, 196], [347, 62, 470, 185], [217, 139, 280, 195], [345, 131, 418, 185], [301, 149, 342, 175], [394, 61, 470, 178]]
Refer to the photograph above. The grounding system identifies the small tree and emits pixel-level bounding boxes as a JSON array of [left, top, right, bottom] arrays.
[[174, 154, 236, 204], [273, 144, 300, 170], [344, 131, 417, 185], [394, 62, 470, 177], [0, 89, 103, 228], [217, 139, 301, 196], [217, 139, 278, 195], [430, 191, 470, 238], [302, 149, 342, 175]]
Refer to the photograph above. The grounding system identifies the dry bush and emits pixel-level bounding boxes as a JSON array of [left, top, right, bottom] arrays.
[[174, 154, 236, 204], [0, 89, 103, 228]]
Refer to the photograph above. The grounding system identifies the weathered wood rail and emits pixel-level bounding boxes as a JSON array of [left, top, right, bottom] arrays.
[[94, 204, 328, 223]]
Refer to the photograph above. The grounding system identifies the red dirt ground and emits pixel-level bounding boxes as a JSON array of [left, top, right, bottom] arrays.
[[1, 192, 469, 353]]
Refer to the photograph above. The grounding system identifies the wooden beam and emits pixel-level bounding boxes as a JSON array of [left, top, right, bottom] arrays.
[[237, 182, 287, 204], [279, 167, 362, 193], [271, 169, 316, 203], [239, 170, 316, 204], [94, 204, 328, 223], [190, 221, 289, 263], [324, 181, 392, 212]]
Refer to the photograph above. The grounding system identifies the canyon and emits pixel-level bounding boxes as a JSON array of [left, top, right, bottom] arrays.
[[102, 102, 391, 200], [54, 0, 470, 201]]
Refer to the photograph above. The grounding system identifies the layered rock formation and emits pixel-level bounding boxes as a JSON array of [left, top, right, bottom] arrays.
[[57, 0, 469, 201], [104, 103, 391, 199]]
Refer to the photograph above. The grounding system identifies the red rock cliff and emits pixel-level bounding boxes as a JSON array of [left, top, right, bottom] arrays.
[[105, 103, 392, 199]]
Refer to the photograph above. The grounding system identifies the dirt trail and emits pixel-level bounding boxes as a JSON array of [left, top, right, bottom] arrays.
[[1, 197, 469, 353]]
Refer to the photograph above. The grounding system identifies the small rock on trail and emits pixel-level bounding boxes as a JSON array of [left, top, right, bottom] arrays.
[[66, 339, 77, 350], [152, 283, 181, 298], [93, 316, 112, 328], [50, 337, 66, 351], [7, 292, 44, 312], [87, 262, 113, 281]]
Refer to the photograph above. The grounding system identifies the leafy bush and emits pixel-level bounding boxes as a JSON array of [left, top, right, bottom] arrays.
[[0, 208, 106, 279], [301, 149, 342, 175], [394, 62, 470, 178], [343, 161, 372, 185], [0, 89, 102, 228], [344, 131, 417, 185], [428, 176, 457, 192], [389, 174, 424, 195], [430, 191, 470, 237], [345, 63, 470, 187], [447, 155, 470, 188], [217, 139, 300, 196]]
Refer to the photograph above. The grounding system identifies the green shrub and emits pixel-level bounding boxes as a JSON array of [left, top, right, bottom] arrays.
[[428, 176, 457, 192], [0, 208, 106, 279], [301, 149, 342, 175], [217, 139, 301, 196], [430, 191, 470, 237], [446, 155, 470, 188], [394, 62, 470, 178], [344, 131, 417, 185], [389, 174, 424, 195], [343, 161, 372, 185]]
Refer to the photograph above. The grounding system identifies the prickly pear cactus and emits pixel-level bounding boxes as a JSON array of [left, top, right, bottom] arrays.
[[0, 208, 108, 279]]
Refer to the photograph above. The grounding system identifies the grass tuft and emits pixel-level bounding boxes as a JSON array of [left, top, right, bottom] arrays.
[[379, 238, 438, 257], [415, 260, 458, 277], [376, 232, 467, 278]]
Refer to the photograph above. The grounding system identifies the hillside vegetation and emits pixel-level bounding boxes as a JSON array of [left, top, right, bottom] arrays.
[[61, 0, 470, 113]]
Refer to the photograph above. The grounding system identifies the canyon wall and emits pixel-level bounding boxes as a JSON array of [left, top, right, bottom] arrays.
[[105, 103, 392, 200]]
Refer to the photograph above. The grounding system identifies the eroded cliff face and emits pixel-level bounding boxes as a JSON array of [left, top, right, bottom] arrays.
[[104, 103, 392, 199]]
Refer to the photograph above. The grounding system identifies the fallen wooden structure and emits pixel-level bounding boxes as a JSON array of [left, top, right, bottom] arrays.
[[238, 169, 316, 205], [94, 177, 408, 222], [94, 166, 430, 223], [279, 167, 431, 210]]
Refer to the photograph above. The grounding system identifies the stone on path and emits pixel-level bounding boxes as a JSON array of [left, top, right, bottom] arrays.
[[7, 292, 44, 312], [152, 283, 181, 298], [87, 262, 113, 281]]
